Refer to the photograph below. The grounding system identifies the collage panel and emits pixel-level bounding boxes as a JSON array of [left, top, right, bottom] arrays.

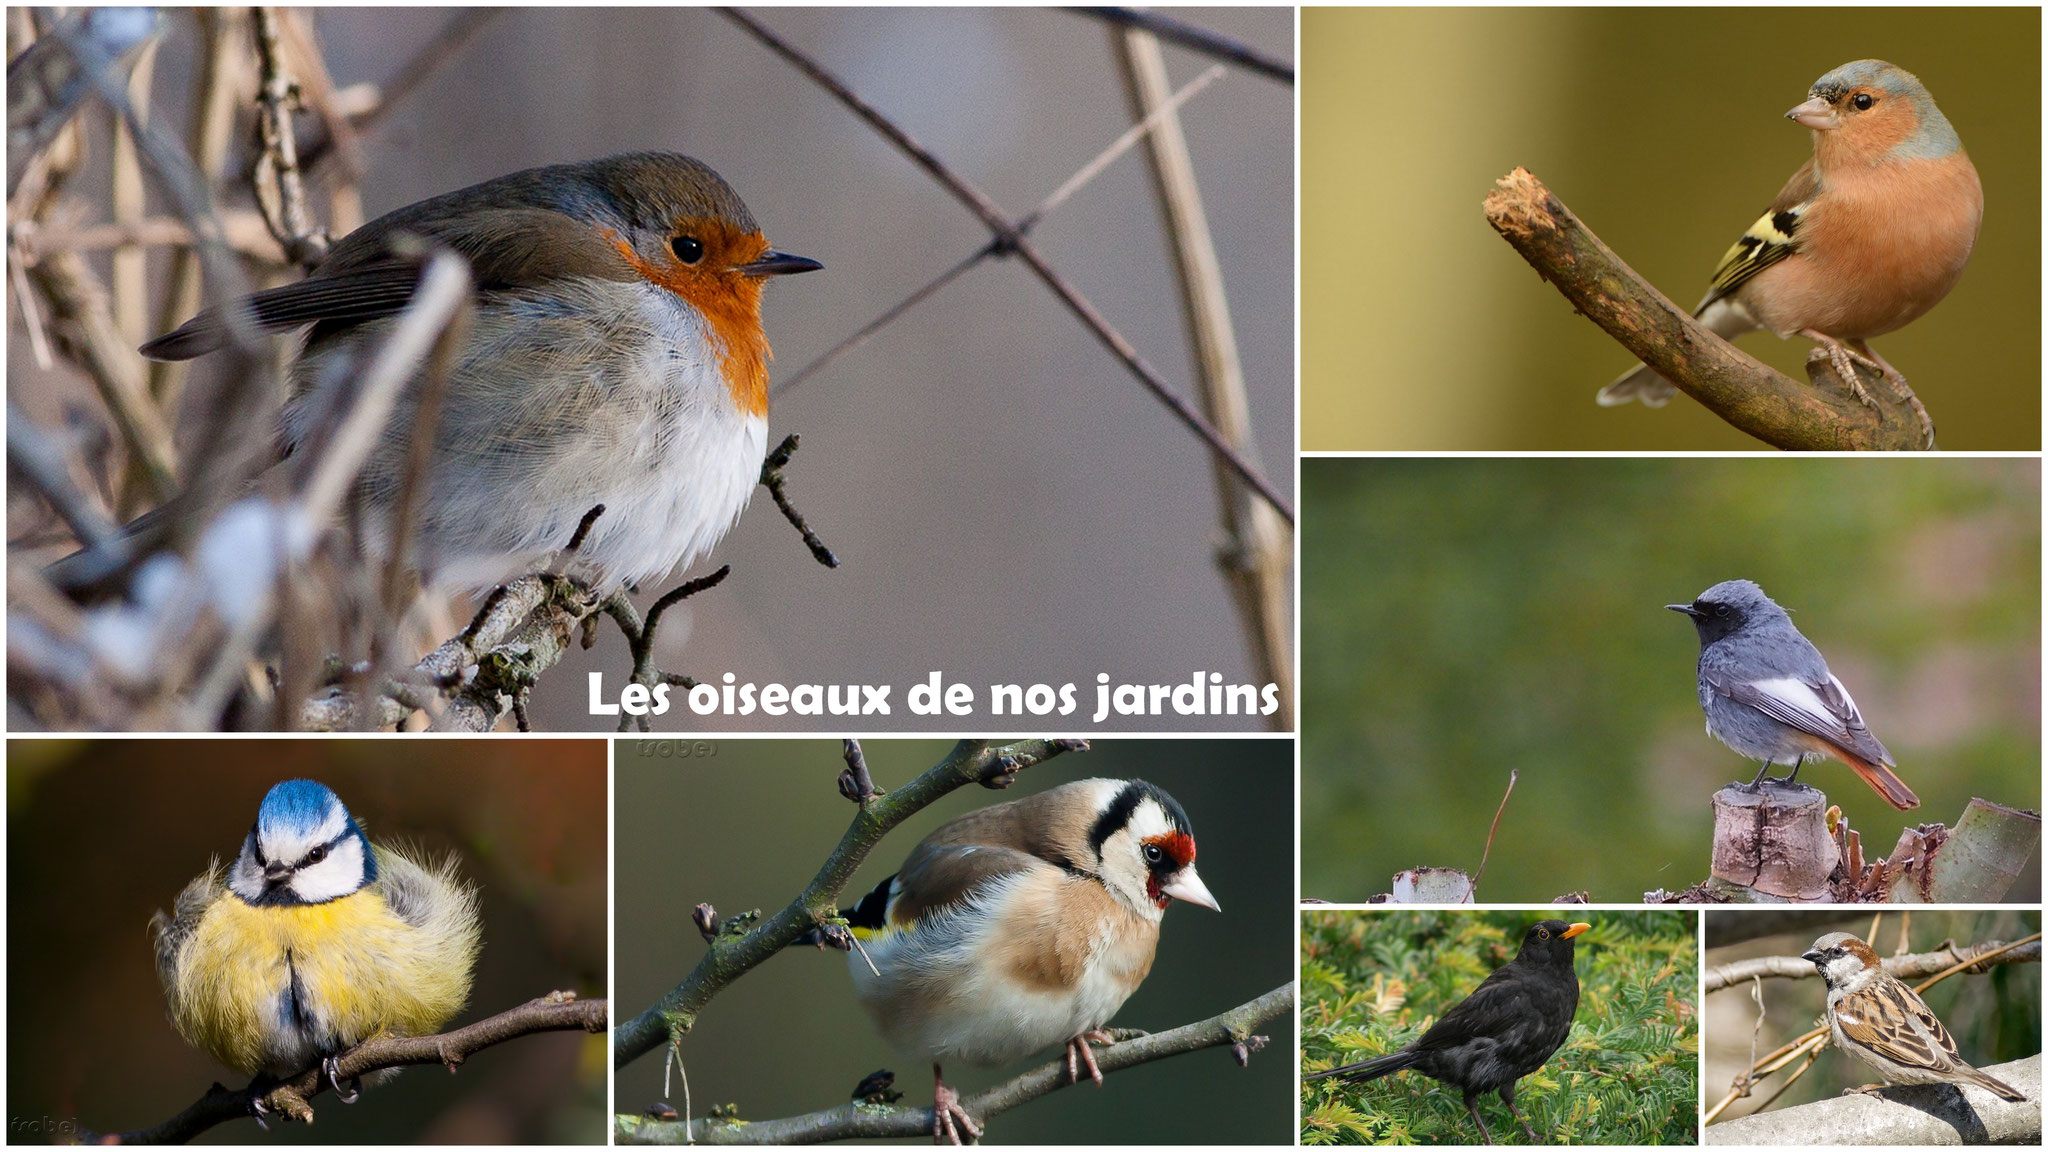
[[6, 6, 1295, 735], [1702, 910, 2039, 1144], [1302, 7, 2039, 451], [1302, 457, 2042, 906], [613, 738, 1294, 1144], [5, 739, 608, 1143], [1299, 909, 1699, 1145]]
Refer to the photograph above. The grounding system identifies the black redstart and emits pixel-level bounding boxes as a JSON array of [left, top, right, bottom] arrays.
[[1668, 578, 1918, 810]]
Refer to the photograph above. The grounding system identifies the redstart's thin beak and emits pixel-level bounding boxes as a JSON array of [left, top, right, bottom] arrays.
[[1667, 603, 1702, 617], [740, 250, 823, 277], [1562, 922, 1591, 939]]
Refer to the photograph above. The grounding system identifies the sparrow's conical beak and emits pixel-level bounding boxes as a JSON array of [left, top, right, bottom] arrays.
[[1162, 867, 1220, 912]]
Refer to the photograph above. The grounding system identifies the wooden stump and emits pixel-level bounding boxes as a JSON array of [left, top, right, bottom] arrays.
[[1709, 782, 1839, 901]]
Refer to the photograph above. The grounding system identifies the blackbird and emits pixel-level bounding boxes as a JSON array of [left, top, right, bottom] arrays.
[[1306, 919, 1589, 1144]]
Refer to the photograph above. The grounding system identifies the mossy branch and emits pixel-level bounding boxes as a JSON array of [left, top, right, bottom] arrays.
[[1483, 167, 1930, 451], [610, 739, 1087, 1068], [613, 984, 1291, 1144]]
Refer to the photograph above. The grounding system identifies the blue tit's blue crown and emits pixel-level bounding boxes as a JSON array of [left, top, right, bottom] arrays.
[[258, 778, 345, 838]]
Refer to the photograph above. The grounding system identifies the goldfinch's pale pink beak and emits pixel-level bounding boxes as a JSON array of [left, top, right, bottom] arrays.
[[1162, 867, 1220, 912], [1786, 97, 1838, 131]]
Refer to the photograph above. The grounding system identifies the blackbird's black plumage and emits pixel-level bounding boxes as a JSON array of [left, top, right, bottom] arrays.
[[1306, 919, 1589, 1145]]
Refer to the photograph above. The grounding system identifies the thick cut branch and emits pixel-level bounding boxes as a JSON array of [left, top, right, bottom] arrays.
[[1484, 168, 1928, 451], [612, 739, 1085, 1067], [614, 984, 1291, 1144], [1705, 1055, 2039, 1145], [88, 992, 606, 1144]]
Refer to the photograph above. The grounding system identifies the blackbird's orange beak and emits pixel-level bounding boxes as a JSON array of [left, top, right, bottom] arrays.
[[1562, 922, 1591, 939]]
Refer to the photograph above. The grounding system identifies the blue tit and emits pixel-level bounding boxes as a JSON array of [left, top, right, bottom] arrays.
[[151, 779, 482, 1095]]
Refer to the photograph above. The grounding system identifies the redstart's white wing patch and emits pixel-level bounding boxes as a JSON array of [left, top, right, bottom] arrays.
[[1707, 671, 1893, 766]]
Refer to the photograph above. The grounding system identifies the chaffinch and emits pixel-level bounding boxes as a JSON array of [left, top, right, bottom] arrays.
[[1599, 60, 1982, 432]]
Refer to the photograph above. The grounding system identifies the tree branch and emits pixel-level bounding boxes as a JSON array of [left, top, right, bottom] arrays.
[[1483, 167, 1930, 451], [1705, 937, 2040, 995], [614, 984, 1291, 1144], [612, 739, 1087, 1067], [87, 992, 607, 1145]]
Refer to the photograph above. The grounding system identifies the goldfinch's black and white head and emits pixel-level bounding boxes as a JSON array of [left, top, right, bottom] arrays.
[[1083, 779, 1219, 918]]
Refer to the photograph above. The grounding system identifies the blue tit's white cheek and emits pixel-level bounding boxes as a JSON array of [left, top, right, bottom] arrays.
[[288, 835, 371, 904]]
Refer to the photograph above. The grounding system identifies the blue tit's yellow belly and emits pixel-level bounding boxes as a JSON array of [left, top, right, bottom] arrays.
[[167, 888, 471, 1075]]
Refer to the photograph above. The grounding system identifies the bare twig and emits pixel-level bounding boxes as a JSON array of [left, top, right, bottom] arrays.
[[612, 739, 1085, 1067], [1704, 936, 2040, 994], [1067, 8, 1293, 84], [1115, 31, 1291, 730], [86, 992, 607, 1145], [616, 984, 1288, 1144], [759, 435, 838, 567], [1465, 769, 1519, 900], [251, 8, 327, 266], [719, 7, 1293, 526], [1484, 167, 1928, 451]]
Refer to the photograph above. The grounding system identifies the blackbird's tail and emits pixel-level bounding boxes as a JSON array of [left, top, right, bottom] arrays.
[[1303, 1049, 1417, 1083]]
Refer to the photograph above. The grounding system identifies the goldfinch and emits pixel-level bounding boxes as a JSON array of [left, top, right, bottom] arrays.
[[845, 778, 1219, 1143]]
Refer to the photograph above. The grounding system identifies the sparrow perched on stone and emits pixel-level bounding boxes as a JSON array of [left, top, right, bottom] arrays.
[[1306, 919, 1589, 1145], [844, 778, 1220, 1144], [1803, 932, 2027, 1102]]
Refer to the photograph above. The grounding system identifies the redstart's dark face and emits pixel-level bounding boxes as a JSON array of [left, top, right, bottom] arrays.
[[1667, 595, 1746, 645]]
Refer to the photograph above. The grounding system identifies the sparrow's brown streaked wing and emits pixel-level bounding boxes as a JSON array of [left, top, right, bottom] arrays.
[[1834, 978, 1963, 1073]]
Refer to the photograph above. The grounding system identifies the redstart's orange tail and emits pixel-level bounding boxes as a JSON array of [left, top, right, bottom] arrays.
[[1836, 750, 1920, 810]]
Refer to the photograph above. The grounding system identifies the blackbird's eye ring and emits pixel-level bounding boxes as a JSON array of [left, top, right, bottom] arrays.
[[671, 235, 705, 264]]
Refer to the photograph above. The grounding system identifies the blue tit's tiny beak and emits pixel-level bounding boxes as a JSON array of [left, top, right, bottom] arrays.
[[264, 862, 293, 883], [741, 250, 822, 278]]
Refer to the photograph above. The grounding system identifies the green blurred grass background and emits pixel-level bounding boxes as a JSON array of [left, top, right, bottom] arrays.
[[1302, 8, 2040, 449], [1301, 457, 2041, 902]]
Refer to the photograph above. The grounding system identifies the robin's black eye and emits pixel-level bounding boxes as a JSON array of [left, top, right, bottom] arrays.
[[1851, 93, 1874, 111], [306, 846, 327, 864], [1143, 844, 1164, 864], [671, 235, 705, 264]]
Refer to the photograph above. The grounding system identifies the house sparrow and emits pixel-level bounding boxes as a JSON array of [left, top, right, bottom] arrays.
[[1305, 919, 1589, 1145], [1803, 932, 2026, 1102], [1669, 579, 1919, 811], [844, 778, 1220, 1144]]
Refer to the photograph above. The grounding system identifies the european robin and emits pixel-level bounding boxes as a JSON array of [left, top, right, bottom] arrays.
[[139, 151, 820, 592]]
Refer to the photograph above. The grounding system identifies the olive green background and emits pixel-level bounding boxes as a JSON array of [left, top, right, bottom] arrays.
[[614, 739, 1295, 1144], [1302, 457, 2042, 903], [1302, 7, 2041, 449], [4, 740, 608, 1144]]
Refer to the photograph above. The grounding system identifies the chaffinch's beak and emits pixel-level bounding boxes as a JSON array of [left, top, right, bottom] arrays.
[[1786, 96, 1839, 131], [1162, 866, 1221, 912]]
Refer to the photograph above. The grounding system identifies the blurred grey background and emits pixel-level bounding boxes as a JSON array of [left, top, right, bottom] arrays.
[[8, 7, 1295, 731], [1302, 457, 2041, 903], [614, 739, 1295, 1143], [1302, 8, 2040, 449]]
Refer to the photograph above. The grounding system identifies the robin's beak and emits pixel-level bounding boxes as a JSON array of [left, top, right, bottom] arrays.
[[1786, 96, 1839, 131], [740, 250, 823, 278], [1666, 602, 1702, 618], [1562, 922, 1591, 938]]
